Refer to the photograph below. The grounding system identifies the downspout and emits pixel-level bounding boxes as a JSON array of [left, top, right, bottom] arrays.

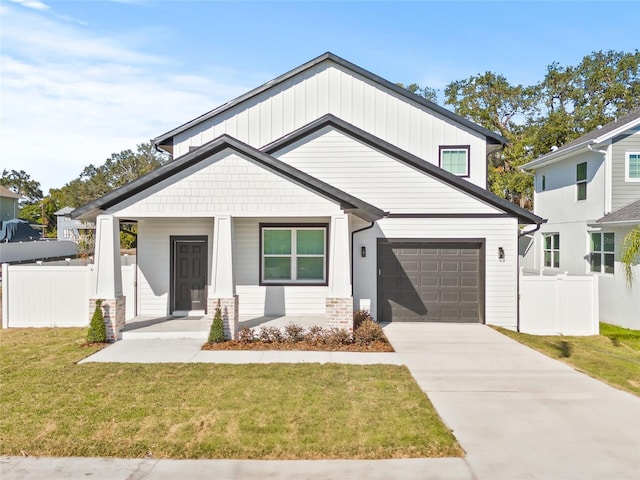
[[516, 221, 543, 332], [350, 221, 376, 297]]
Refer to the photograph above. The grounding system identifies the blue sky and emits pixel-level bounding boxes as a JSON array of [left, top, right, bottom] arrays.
[[1, 0, 638, 194]]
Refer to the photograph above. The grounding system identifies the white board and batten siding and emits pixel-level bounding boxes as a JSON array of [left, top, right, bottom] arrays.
[[274, 126, 501, 214], [172, 63, 489, 188], [353, 217, 519, 328]]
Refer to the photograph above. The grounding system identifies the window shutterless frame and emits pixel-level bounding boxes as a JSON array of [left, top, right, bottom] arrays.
[[625, 152, 640, 182], [590, 232, 615, 274], [259, 223, 329, 286], [439, 145, 470, 177], [576, 162, 587, 201], [543, 233, 560, 268]]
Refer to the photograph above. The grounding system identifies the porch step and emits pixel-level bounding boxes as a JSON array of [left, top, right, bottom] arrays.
[[120, 315, 210, 341]]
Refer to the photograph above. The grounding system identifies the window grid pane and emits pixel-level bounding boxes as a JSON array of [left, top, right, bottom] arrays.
[[264, 230, 291, 255], [576, 162, 587, 181], [296, 230, 324, 255], [264, 257, 291, 279], [603, 233, 615, 252], [629, 154, 640, 179], [297, 257, 324, 279]]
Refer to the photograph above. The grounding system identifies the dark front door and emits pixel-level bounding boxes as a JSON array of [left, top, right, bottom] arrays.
[[171, 237, 208, 312], [377, 240, 484, 323]]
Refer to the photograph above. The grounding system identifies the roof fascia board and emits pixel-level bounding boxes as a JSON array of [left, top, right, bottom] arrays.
[[72, 134, 384, 222], [154, 52, 506, 148], [264, 114, 542, 225], [593, 117, 640, 144]]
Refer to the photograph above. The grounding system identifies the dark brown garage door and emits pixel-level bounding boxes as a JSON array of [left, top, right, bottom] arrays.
[[377, 240, 484, 323]]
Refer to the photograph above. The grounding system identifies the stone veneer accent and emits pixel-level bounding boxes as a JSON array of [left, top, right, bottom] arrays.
[[208, 296, 239, 340], [89, 296, 126, 342], [326, 296, 354, 331]]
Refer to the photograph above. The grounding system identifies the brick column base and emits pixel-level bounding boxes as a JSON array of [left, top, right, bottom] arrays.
[[326, 297, 353, 332], [89, 296, 126, 342], [208, 296, 239, 340]]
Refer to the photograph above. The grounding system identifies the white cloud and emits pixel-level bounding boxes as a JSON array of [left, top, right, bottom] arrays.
[[8, 0, 50, 11], [0, 5, 251, 194]]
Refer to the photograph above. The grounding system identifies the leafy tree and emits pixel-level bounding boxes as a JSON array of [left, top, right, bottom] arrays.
[[397, 83, 439, 103], [0, 169, 43, 204]]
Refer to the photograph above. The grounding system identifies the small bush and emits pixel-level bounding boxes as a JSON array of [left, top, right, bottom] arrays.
[[324, 328, 353, 346], [284, 323, 305, 343], [208, 302, 226, 343], [238, 327, 256, 344], [354, 318, 387, 346], [353, 309, 373, 330], [305, 325, 327, 344], [87, 299, 107, 343], [258, 326, 284, 343]]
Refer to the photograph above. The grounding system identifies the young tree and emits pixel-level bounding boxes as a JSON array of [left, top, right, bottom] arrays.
[[622, 227, 640, 288]]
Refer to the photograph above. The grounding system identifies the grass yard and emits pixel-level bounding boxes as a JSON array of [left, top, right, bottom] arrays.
[[495, 323, 640, 396], [0, 328, 462, 460]]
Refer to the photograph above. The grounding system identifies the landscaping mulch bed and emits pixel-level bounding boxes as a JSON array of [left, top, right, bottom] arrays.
[[202, 340, 394, 352]]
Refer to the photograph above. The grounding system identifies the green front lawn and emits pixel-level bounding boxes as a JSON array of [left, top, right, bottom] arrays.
[[495, 323, 640, 396], [0, 328, 462, 459]]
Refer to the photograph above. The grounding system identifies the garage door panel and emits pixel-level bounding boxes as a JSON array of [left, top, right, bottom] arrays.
[[378, 241, 483, 323]]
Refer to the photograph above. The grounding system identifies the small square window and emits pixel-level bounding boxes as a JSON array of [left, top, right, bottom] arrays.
[[626, 152, 640, 181], [440, 146, 470, 176], [576, 162, 587, 201]]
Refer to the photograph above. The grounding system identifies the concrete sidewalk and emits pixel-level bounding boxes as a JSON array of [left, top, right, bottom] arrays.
[[4, 323, 639, 479], [78, 338, 403, 365]]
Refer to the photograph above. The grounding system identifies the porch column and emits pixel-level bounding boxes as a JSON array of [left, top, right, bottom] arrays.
[[208, 215, 238, 339], [90, 214, 125, 341], [326, 214, 353, 331]]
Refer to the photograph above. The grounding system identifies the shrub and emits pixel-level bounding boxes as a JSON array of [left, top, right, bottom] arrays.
[[238, 327, 256, 344], [305, 325, 327, 344], [353, 309, 373, 330], [284, 323, 305, 343], [354, 318, 387, 346], [258, 326, 284, 343], [208, 301, 226, 343], [324, 328, 353, 346], [87, 299, 107, 343]]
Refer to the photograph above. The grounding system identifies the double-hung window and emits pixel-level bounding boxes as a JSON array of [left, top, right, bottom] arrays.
[[439, 146, 470, 177], [590, 232, 614, 274], [543, 233, 560, 268], [261, 225, 327, 285], [626, 152, 640, 182], [576, 162, 587, 201]]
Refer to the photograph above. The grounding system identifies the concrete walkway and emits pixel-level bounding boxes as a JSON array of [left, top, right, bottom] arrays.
[[3, 323, 639, 479]]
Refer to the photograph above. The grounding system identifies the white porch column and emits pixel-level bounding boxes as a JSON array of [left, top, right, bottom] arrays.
[[208, 215, 238, 339], [326, 214, 353, 330], [90, 214, 125, 341]]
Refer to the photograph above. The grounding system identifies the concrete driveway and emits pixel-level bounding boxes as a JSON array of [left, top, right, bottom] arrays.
[[383, 322, 640, 480]]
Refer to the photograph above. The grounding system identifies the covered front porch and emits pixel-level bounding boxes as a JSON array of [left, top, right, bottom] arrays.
[[119, 314, 330, 340]]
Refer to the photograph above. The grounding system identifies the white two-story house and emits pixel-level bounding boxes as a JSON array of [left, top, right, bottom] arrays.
[[522, 108, 640, 329], [71, 52, 542, 340]]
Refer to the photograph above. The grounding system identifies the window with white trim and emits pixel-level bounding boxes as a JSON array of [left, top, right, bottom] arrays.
[[543, 233, 560, 268], [576, 162, 587, 201], [626, 152, 640, 181], [439, 146, 469, 176], [260, 225, 327, 285], [590, 232, 614, 274]]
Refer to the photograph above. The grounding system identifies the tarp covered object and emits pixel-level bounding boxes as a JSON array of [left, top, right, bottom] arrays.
[[0, 219, 42, 242]]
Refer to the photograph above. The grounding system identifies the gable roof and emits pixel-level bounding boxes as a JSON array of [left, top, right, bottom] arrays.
[[263, 114, 543, 225], [594, 199, 640, 226], [0, 185, 20, 199], [522, 107, 640, 169], [71, 135, 385, 222], [154, 52, 507, 151]]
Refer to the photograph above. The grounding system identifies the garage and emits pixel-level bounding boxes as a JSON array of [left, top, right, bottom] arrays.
[[377, 239, 484, 323]]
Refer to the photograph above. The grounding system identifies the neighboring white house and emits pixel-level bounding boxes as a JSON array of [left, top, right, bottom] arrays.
[[521, 108, 640, 330], [71, 52, 543, 340], [55, 206, 95, 242]]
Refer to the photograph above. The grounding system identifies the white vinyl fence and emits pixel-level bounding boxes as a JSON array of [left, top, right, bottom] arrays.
[[519, 270, 599, 336], [2, 256, 136, 328]]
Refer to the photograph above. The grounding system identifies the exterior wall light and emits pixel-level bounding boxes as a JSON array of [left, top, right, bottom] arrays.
[[498, 247, 505, 261], [361, 246, 366, 257]]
